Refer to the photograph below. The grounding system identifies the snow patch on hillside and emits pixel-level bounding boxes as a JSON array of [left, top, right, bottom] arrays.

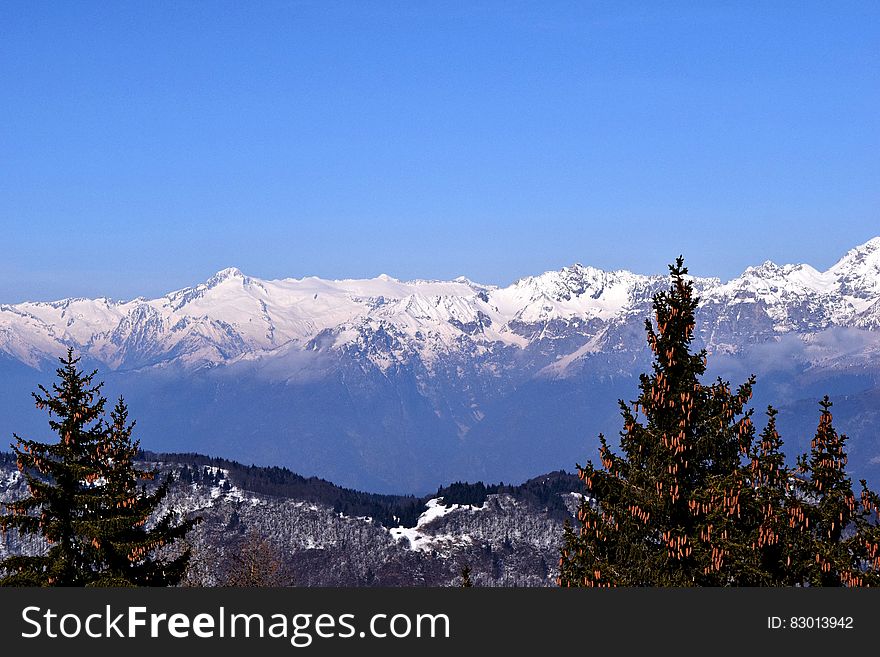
[[1, 469, 22, 489], [389, 497, 483, 552]]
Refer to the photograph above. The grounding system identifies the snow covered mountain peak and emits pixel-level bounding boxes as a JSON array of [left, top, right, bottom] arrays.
[[743, 260, 790, 277], [827, 237, 880, 300], [734, 260, 830, 292], [829, 237, 880, 275], [213, 266, 245, 280], [490, 263, 661, 324], [194, 267, 250, 291], [840, 235, 880, 256], [1, 238, 879, 372]]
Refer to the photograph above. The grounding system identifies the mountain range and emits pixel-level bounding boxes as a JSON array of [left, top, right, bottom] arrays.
[[2, 238, 879, 492]]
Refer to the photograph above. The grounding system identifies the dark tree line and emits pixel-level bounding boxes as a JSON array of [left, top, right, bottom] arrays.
[[139, 454, 583, 529], [140, 451, 426, 528], [436, 472, 581, 521]]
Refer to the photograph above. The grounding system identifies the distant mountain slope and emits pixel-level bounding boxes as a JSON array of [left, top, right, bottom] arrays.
[[1, 238, 879, 492], [0, 452, 581, 586]]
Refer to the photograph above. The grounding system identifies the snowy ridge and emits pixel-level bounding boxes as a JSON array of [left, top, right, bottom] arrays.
[[1, 238, 879, 373], [492, 264, 661, 323]]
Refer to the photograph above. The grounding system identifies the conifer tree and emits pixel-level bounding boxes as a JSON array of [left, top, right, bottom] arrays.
[[742, 406, 800, 585], [460, 564, 473, 587], [559, 259, 880, 587], [0, 349, 196, 586], [787, 398, 880, 587], [84, 398, 196, 586], [559, 258, 758, 586]]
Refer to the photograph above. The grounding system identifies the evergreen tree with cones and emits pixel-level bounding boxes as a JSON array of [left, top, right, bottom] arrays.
[[786, 398, 880, 587], [559, 259, 880, 587], [0, 350, 196, 586], [741, 406, 800, 585], [559, 258, 759, 586]]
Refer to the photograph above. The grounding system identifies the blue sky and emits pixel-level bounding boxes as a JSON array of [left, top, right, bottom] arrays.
[[1, 1, 878, 302]]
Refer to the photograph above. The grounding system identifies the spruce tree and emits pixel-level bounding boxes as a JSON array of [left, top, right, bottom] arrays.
[[559, 259, 880, 587], [742, 406, 800, 585], [787, 398, 880, 587], [559, 258, 758, 586], [84, 398, 196, 586], [0, 350, 196, 586], [460, 564, 473, 587]]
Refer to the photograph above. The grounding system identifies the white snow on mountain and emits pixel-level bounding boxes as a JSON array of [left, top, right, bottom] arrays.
[[490, 265, 659, 323], [389, 497, 481, 552], [828, 236, 880, 304], [1, 238, 879, 373], [701, 237, 880, 330]]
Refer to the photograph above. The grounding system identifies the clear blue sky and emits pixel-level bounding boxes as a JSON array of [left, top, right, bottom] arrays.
[[1, 1, 878, 302]]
